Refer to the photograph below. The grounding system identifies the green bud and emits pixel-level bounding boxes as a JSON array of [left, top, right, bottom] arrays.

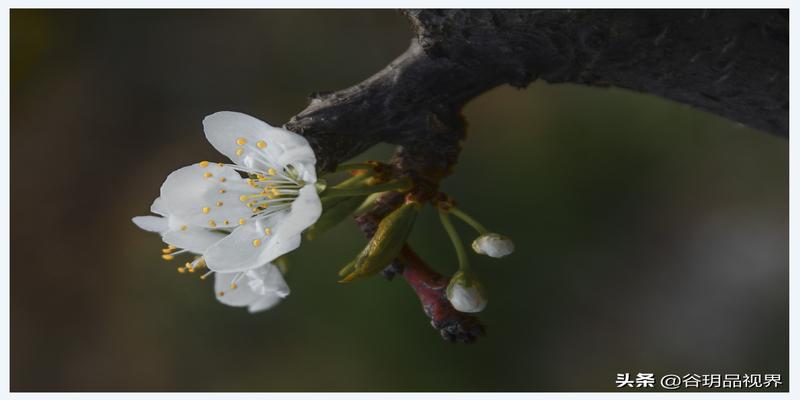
[[339, 201, 420, 283]]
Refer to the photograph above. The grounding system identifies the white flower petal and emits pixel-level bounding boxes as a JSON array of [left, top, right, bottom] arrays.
[[214, 264, 289, 310], [161, 164, 255, 228], [203, 111, 316, 176], [132, 215, 169, 233], [151, 197, 168, 216], [273, 185, 322, 242], [163, 226, 226, 254], [248, 296, 283, 313], [472, 233, 515, 258], [204, 186, 319, 273], [448, 283, 487, 313], [204, 214, 300, 272]]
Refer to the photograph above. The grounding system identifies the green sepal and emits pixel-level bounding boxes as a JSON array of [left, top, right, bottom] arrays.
[[339, 201, 420, 283], [338, 260, 356, 277]]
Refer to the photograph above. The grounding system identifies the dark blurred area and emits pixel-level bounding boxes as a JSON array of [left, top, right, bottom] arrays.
[[10, 10, 787, 391]]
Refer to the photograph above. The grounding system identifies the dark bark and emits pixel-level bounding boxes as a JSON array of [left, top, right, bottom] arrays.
[[284, 10, 788, 342], [286, 9, 788, 173]]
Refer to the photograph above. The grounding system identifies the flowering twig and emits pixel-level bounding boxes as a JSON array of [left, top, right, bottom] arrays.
[[354, 190, 485, 342]]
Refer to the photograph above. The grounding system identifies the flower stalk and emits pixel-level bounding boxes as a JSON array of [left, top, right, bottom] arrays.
[[438, 209, 471, 273], [321, 177, 412, 199], [449, 207, 488, 235]]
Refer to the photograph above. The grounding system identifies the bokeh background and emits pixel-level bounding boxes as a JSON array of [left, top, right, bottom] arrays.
[[11, 10, 788, 391]]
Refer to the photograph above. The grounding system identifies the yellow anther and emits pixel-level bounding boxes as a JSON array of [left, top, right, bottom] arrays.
[[217, 162, 224, 167], [200, 275, 208, 280], [246, 202, 254, 208], [199, 161, 209, 167], [236, 137, 247, 145], [264, 227, 271, 235], [162, 247, 173, 254], [203, 172, 213, 179], [256, 140, 267, 149], [188, 268, 195, 273], [238, 218, 246, 225], [218, 291, 225, 297], [177, 267, 186, 273], [208, 220, 217, 228], [252, 239, 261, 247], [202, 207, 210, 214], [162, 254, 174, 261], [235, 148, 244, 156], [180, 225, 188, 231], [216, 201, 224, 207], [218, 189, 226, 194], [267, 168, 277, 176], [223, 220, 230, 225], [185, 262, 192, 268], [230, 283, 238, 290], [239, 195, 249, 202], [219, 177, 227, 183]]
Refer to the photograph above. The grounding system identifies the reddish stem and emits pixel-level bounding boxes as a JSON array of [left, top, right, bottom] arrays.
[[399, 247, 485, 343]]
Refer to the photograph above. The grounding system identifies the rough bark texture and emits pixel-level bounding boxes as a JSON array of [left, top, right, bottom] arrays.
[[284, 10, 788, 342], [287, 9, 788, 172]]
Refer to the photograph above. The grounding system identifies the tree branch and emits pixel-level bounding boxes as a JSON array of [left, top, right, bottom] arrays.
[[284, 10, 788, 341]]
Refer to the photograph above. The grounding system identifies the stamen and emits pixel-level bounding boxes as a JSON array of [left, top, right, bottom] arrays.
[[216, 201, 224, 207], [264, 227, 271, 235], [219, 177, 227, 183], [208, 220, 217, 228], [223, 219, 230, 225], [202, 207, 210, 214], [256, 140, 267, 149], [235, 148, 244, 156], [252, 239, 261, 247], [203, 172, 213, 179], [236, 138, 247, 145], [200, 270, 214, 280], [238, 218, 246, 225], [180, 225, 188, 231], [199, 161, 209, 168], [218, 189, 226, 194], [230, 272, 246, 290]]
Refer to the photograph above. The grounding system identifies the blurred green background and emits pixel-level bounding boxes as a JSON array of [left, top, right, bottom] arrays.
[[11, 10, 787, 391]]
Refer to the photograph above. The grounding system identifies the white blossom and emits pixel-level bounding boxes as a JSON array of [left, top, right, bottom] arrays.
[[446, 272, 488, 313], [159, 111, 322, 273], [471, 233, 514, 258], [133, 197, 290, 313]]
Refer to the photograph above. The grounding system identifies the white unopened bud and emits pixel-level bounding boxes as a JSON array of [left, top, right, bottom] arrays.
[[471, 233, 514, 258], [446, 272, 487, 313]]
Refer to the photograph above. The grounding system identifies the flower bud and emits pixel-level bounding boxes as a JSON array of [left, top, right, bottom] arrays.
[[446, 271, 487, 313], [471, 233, 514, 258], [339, 201, 420, 283]]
